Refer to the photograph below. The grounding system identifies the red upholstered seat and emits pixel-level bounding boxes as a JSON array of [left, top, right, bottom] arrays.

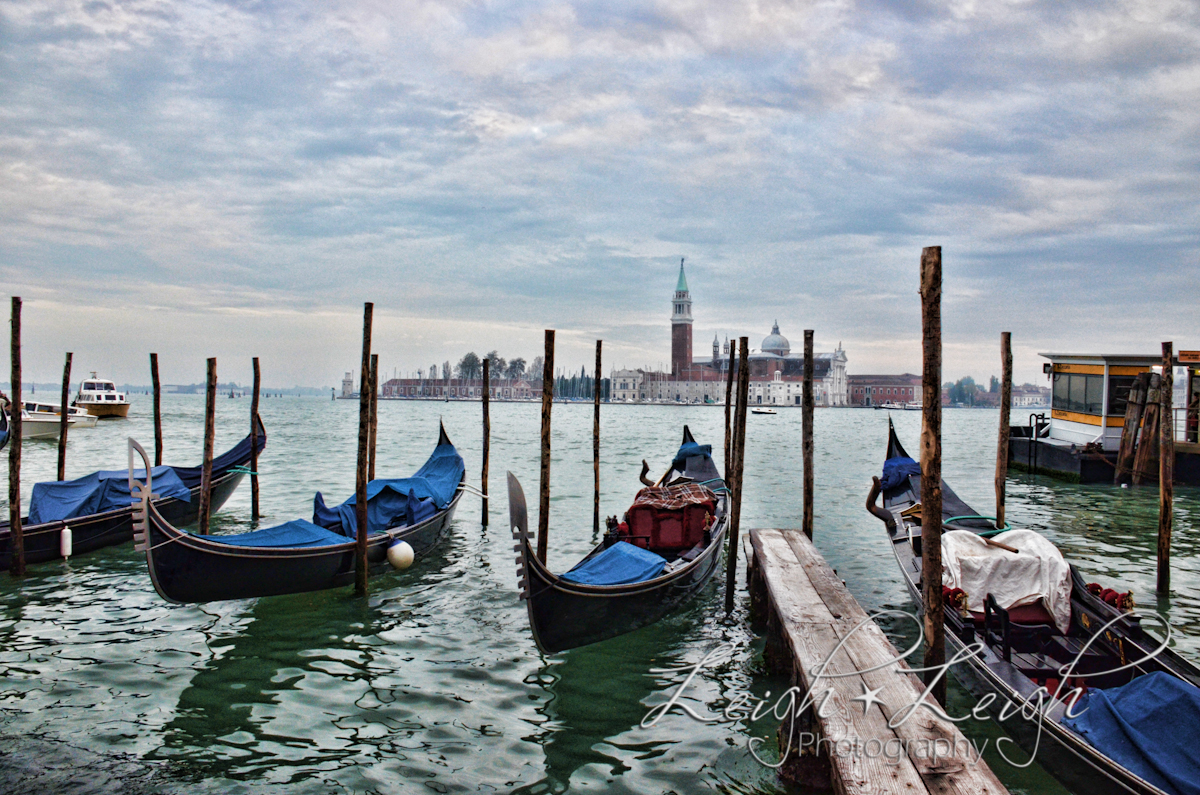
[[970, 600, 1056, 626]]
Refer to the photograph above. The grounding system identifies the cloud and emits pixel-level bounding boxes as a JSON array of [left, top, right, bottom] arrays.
[[1, 0, 1197, 386]]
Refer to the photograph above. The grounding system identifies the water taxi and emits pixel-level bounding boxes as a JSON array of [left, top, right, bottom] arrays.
[[74, 372, 130, 418], [1010, 352, 1200, 484]]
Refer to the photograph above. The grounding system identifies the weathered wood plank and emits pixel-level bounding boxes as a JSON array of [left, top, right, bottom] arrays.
[[751, 527, 1009, 795], [751, 530, 838, 624]]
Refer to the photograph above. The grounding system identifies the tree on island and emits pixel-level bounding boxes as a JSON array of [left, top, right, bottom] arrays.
[[484, 351, 506, 378], [529, 356, 544, 382], [948, 376, 979, 405], [989, 375, 1000, 393], [456, 352, 481, 380], [506, 358, 526, 380]]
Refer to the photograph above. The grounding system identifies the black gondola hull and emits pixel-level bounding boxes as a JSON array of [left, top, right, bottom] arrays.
[[510, 424, 728, 655], [519, 524, 726, 654], [879, 420, 1198, 795], [141, 488, 462, 604], [0, 421, 266, 568]]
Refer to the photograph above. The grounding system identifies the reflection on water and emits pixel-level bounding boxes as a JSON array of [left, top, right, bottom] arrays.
[[0, 398, 1196, 793]]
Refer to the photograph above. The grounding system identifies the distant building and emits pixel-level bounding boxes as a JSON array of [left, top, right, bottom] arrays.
[[1013, 384, 1051, 407], [341, 372, 355, 398], [848, 374, 922, 407], [380, 377, 535, 400], [611, 261, 849, 405]]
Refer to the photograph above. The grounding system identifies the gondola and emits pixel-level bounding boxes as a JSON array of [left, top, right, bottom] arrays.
[[133, 422, 464, 604], [508, 425, 728, 654], [867, 419, 1200, 795], [0, 417, 267, 569], [0, 403, 8, 451]]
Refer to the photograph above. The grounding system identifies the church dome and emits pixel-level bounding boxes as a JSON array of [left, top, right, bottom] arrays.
[[761, 321, 790, 356]]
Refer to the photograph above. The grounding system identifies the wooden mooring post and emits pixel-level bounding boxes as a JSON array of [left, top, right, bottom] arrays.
[[919, 246, 945, 706], [802, 330, 814, 539], [57, 352, 72, 481], [197, 357, 217, 535], [368, 353, 379, 482], [593, 340, 601, 536], [150, 353, 163, 467], [725, 337, 750, 614], [537, 330, 555, 564], [1158, 341, 1174, 596], [355, 303, 373, 596], [1114, 372, 1149, 484], [995, 332, 1012, 529], [747, 528, 1009, 794], [251, 356, 261, 522], [725, 344, 736, 476], [482, 357, 490, 526], [9, 297, 24, 577], [1133, 373, 1164, 486]]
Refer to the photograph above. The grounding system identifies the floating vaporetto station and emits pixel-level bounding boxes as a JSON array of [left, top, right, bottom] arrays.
[[1010, 351, 1200, 484]]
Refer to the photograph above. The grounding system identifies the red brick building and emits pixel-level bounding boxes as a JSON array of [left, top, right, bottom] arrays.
[[848, 374, 922, 407]]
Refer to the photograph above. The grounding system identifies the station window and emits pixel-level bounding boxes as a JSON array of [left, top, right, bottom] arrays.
[[1052, 373, 1104, 415]]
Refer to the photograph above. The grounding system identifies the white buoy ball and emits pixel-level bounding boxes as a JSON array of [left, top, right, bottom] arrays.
[[387, 541, 415, 570]]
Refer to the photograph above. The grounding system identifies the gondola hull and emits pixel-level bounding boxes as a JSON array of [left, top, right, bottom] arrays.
[[0, 470, 246, 570], [877, 421, 1200, 795], [509, 425, 728, 654], [517, 521, 726, 654], [139, 487, 462, 604], [0, 420, 266, 568]]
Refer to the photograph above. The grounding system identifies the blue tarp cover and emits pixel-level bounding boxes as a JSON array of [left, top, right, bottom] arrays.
[[881, 457, 922, 491], [312, 441, 463, 537], [211, 519, 351, 548], [673, 441, 712, 469], [560, 541, 667, 585], [29, 467, 191, 525], [1064, 671, 1200, 795]]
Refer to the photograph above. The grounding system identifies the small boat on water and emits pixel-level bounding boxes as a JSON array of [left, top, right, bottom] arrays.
[[508, 426, 728, 654], [0, 418, 267, 569], [134, 422, 464, 604], [20, 400, 98, 437], [751, 407, 777, 415], [73, 372, 130, 418], [868, 418, 1200, 795]]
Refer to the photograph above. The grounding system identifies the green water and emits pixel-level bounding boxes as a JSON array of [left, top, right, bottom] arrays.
[[1, 397, 1196, 794]]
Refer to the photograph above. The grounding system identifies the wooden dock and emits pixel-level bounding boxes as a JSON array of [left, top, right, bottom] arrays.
[[747, 528, 1009, 794]]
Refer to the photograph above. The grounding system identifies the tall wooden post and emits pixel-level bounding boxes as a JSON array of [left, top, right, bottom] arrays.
[[920, 246, 945, 706], [725, 337, 750, 613], [724, 346, 736, 475], [1158, 342, 1174, 596], [355, 304, 374, 595], [198, 357, 217, 535], [482, 358, 490, 525], [57, 352, 72, 481], [368, 353, 379, 482], [802, 330, 814, 539], [8, 297, 24, 577], [150, 353, 163, 467], [996, 332, 1012, 529], [537, 330, 555, 563], [251, 356, 261, 522], [593, 340, 602, 536]]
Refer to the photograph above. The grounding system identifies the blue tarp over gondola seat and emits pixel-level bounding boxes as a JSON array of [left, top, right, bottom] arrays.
[[312, 441, 464, 537], [211, 519, 351, 548], [1064, 671, 1200, 795], [29, 467, 192, 525], [560, 541, 667, 585]]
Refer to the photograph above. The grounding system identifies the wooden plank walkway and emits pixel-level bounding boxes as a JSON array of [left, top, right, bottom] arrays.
[[747, 528, 1009, 795]]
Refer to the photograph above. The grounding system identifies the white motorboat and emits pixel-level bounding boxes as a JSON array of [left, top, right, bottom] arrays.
[[751, 407, 777, 415], [22, 400, 98, 434], [74, 372, 130, 418]]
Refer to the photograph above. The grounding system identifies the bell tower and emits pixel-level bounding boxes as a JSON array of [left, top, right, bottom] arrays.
[[671, 258, 693, 376]]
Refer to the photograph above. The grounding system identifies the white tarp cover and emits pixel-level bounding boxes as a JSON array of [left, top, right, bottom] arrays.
[[940, 529, 1072, 633]]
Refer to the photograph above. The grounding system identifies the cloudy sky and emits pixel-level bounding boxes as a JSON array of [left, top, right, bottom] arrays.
[[3, 0, 1197, 388]]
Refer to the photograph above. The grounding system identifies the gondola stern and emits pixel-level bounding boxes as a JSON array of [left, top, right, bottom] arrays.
[[437, 419, 453, 448]]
